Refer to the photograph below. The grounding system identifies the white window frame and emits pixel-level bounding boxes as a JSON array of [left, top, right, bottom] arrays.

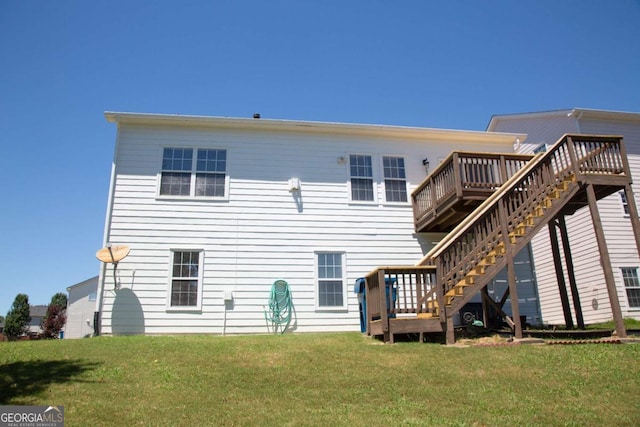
[[348, 154, 377, 204], [166, 249, 204, 312], [157, 147, 230, 200], [346, 154, 411, 205], [380, 155, 409, 204], [314, 251, 347, 311], [619, 191, 630, 217], [621, 267, 640, 309]]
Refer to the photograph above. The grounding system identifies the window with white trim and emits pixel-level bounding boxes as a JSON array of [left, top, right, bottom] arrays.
[[621, 267, 640, 308], [316, 252, 346, 309], [349, 154, 374, 202], [160, 148, 227, 198], [168, 250, 203, 309], [620, 191, 630, 216], [383, 156, 407, 202]]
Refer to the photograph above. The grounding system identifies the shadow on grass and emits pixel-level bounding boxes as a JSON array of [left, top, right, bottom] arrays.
[[0, 359, 100, 404]]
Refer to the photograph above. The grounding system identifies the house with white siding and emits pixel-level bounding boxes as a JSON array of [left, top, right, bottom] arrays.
[[65, 276, 98, 338], [488, 108, 640, 326], [97, 112, 527, 336]]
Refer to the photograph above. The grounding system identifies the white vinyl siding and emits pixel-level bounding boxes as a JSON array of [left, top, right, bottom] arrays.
[[100, 120, 518, 335], [65, 277, 99, 339]]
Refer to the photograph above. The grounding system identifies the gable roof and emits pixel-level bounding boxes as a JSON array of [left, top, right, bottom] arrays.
[[30, 305, 48, 318], [105, 111, 526, 146], [66, 276, 99, 292]]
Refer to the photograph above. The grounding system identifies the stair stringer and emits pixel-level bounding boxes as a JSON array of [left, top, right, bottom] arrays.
[[444, 180, 582, 319]]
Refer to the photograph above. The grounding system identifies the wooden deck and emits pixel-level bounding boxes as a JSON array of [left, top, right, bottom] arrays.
[[412, 152, 533, 232], [367, 134, 640, 344]]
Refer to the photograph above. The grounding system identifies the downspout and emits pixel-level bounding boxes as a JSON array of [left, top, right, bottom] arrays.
[[95, 119, 121, 335]]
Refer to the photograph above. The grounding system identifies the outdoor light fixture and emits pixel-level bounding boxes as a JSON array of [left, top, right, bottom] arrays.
[[422, 157, 430, 174]]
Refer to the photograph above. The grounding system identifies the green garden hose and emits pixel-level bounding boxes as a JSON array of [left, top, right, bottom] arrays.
[[264, 279, 293, 334]]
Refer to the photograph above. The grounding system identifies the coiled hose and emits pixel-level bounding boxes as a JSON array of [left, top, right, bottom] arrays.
[[264, 279, 293, 334]]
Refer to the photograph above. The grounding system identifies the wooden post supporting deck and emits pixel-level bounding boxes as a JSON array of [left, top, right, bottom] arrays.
[[623, 183, 640, 261], [558, 216, 585, 329], [548, 221, 575, 329], [586, 184, 627, 338], [498, 200, 522, 339]]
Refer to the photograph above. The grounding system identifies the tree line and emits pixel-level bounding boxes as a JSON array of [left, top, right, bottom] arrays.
[[2, 293, 67, 341]]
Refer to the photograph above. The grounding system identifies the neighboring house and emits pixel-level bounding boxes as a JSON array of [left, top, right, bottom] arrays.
[[97, 112, 527, 335], [488, 108, 640, 326], [27, 305, 48, 335], [65, 276, 99, 338]]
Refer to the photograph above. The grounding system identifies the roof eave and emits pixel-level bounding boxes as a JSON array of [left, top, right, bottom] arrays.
[[105, 111, 526, 145]]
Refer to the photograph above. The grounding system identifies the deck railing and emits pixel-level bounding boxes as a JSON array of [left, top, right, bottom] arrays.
[[412, 152, 533, 230], [424, 135, 627, 314], [365, 266, 437, 331]]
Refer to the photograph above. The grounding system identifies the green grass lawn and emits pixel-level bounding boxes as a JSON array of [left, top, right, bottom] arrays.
[[1, 333, 639, 426]]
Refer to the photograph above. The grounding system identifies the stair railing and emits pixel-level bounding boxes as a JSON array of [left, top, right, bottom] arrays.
[[419, 135, 626, 317]]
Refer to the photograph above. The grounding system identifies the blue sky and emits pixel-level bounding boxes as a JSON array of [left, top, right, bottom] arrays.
[[1, 1, 639, 316]]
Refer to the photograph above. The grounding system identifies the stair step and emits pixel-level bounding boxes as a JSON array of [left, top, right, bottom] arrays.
[[542, 197, 553, 208], [445, 286, 464, 298], [460, 269, 482, 277], [524, 215, 535, 226], [533, 206, 545, 217], [479, 254, 496, 266], [457, 275, 475, 286], [548, 189, 561, 199]]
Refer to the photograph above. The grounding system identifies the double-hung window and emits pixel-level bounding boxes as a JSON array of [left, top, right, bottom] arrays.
[[160, 148, 193, 196], [621, 267, 640, 309], [349, 155, 374, 202], [168, 250, 203, 310], [160, 148, 228, 198], [349, 154, 408, 203], [620, 191, 630, 216], [383, 156, 407, 202], [316, 252, 346, 309]]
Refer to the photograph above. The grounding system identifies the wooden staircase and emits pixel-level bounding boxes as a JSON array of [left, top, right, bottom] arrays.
[[365, 134, 632, 344]]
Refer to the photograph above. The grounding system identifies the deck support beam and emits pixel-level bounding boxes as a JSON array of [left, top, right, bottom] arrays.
[[498, 199, 522, 339], [445, 317, 455, 345], [558, 216, 585, 329], [586, 184, 627, 338], [548, 220, 575, 329], [623, 183, 640, 260]]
